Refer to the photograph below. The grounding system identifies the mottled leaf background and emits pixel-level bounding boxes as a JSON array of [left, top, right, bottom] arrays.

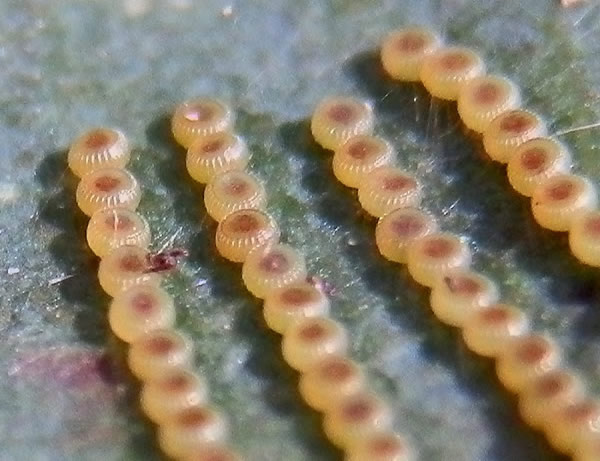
[[2, 0, 600, 460]]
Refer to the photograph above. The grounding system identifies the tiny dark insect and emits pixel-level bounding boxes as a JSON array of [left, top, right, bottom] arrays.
[[145, 248, 189, 273]]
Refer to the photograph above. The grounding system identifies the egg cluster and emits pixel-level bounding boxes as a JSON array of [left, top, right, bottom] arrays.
[[381, 26, 600, 269], [311, 82, 600, 458], [173, 98, 416, 461], [67, 128, 242, 461]]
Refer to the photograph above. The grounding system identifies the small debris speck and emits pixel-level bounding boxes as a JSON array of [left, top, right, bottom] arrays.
[[195, 278, 208, 287], [48, 274, 75, 286], [7, 267, 20, 275], [222, 5, 233, 17]]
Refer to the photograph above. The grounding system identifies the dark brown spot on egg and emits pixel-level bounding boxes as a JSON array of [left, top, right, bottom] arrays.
[[95, 175, 121, 192], [395, 34, 426, 52], [500, 113, 534, 134], [226, 178, 249, 196], [444, 275, 481, 295], [474, 82, 501, 104], [515, 338, 551, 364], [391, 215, 425, 237], [342, 398, 374, 421], [202, 139, 224, 154], [86, 130, 111, 149], [259, 251, 290, 273], [228, 213, 260, 233], [281, 287, 315, 306], [132, 292, 155, 314], [521, 148, 547, 172], [146, 336, 176, 355], [423, 238, 454, 258], [545, 180, 574, 202], [347, 140, 374, 160], [320, 359, 354, 382], [534, 373, 567, 398], [119, 254, 144, 272], [440, 52, 470, 71], [178, 408, 212, 427], [163, 373, 191, 392], [480, 307, 510, 325], [299, 323, 327, 341], [328, 104, 356, 124], [383, 174, 416, 192], [563, 401, 600, 423]]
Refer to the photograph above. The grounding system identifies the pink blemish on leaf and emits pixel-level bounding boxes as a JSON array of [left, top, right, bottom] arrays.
[[10, 348, 123, 391]]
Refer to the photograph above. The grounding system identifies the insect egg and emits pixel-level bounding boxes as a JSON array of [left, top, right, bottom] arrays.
[[215, 209, 280, 263], [241, 244, 308, 299], [172, 98, 235, 148], [141, 368, 209, 424], [482, 109, 547, 163], [281, 316, 348, 372], [97, 245, 161, 297], [128, 329, 194, 381], [108, 284, 176, 343], [375, 208, 437, 263], [545, 399, 600, 454], [86, 207, 151, 258], [531, 174, 598, 232], [311, 96, 375, 151], [420, 46, 485, 101], [262, 281, 330, 334], [346, 432, 416, 461], [573, 436, 600, 461], [457, 75, 521, 133], [323, 392, 393, 449], [204, 170, 267, 222], [186, 132, 250, 184], [76, 167, 141, 217], [507, 137, 572, 197], [569, 210, 600, 267], [495, 334, 561, 393], [430, 268, 499, 327], [358, 166, 422, 218], [158, 406, 230, 459], [462, 304, 529, 358], [380, 26, 442, 82], [519, 369, 584, 430], [298, 355, 365, 412], [181, 446, 243, 461], [332, 135, 396, 188], [406, 232, 472, 287], [68, 128, 130, 178]]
